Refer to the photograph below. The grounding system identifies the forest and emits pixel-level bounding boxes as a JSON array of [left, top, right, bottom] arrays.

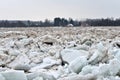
[[0, 17, 120, 27]]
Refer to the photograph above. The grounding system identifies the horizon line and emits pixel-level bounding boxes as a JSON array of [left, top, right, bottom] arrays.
[[0, 17, 119, 21]]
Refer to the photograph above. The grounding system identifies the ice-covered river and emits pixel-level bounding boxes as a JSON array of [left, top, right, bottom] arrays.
[[0, 27, 120, 80]]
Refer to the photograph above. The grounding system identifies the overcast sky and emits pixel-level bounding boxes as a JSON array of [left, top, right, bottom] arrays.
[[0, 0, 120, 20]]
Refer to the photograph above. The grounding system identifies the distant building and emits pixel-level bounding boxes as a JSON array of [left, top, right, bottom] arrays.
[[67, 24, 74, 27]]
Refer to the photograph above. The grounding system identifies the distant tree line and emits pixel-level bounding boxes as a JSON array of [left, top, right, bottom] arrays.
[[0, 18, 81, 27], [54, 18, 80, 26], [0, 17, 120, 27], [83, 18, 120, 26]]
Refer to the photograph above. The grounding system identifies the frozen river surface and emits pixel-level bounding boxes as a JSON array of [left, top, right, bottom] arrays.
[[0, 27, 120, 80]]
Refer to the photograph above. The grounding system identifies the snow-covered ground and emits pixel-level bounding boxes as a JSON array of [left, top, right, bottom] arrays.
[[0, 27, 120, 80]]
